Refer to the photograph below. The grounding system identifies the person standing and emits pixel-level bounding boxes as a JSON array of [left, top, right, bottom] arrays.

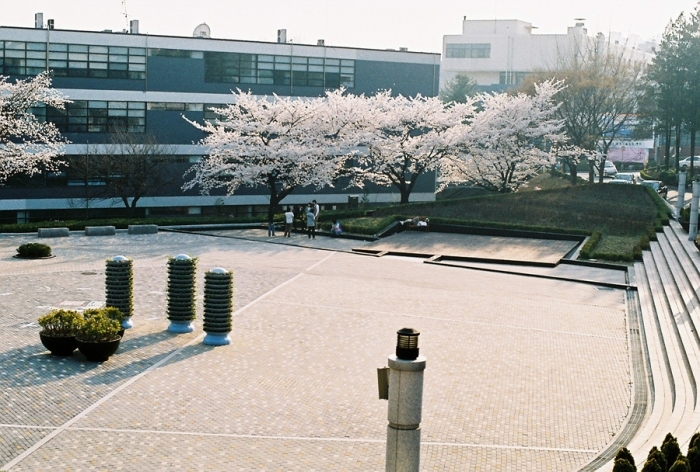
[[284, 206, 294, 237], [306, 205, 316, 239], [312, 199, 320, 223]]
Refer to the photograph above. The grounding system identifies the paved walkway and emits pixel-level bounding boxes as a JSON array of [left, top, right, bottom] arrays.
[[0, 229, 631, 471]]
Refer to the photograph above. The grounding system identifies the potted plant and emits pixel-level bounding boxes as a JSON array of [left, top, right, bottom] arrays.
[[76, 311, 122, 362], [37, 309, 83, 356], [84, 306, 126, 337]]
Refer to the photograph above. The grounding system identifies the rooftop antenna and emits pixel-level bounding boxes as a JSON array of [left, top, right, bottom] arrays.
[[121, 0, 129, 29]]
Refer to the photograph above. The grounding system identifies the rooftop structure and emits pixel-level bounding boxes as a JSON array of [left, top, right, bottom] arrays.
[[441, 18, 655, 92]]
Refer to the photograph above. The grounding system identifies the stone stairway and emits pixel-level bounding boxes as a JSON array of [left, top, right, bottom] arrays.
[[596, 220, 700, 470]]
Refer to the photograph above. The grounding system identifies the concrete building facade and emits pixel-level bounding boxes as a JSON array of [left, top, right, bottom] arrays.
[[0, 19, 440, 223], [441, 18, 654, 92]]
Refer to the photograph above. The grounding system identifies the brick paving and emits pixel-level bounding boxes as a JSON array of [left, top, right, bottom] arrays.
[[0, 229, 631, 471]]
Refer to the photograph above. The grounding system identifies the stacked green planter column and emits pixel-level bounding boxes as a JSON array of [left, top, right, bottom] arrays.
[[167, 254, 197, 333], [105, 255, 134, 329], [202, 267, 233, 346]]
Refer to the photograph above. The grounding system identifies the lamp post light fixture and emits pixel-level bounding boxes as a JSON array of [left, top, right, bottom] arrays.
[[396, 327, 420, 360], [385, 327, 426, 472]]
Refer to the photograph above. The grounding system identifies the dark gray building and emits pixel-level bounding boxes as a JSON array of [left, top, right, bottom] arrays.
[[0, 21, 440, 223]]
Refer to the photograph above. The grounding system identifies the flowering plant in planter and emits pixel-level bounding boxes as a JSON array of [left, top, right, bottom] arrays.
[[76, 311, 122, 361], [83, 306, 124, 324], [37, 309, 83, 356], [76, 313, 121, 343], [38, 309, 83, 337]]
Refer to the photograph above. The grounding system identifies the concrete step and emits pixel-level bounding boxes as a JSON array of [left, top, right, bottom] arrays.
[[621, 262, 673, 462]]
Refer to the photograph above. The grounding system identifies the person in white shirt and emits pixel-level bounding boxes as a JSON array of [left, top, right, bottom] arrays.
[[284, 207, 294, 237]]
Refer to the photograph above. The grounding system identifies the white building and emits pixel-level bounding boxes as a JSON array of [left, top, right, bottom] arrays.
[[441, 18, 654, 92]]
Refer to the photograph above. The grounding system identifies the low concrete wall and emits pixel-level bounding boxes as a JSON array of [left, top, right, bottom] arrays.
[[38, 227, 70, 238], [85, 226, 116, 236], [128, 224, 158, 235]]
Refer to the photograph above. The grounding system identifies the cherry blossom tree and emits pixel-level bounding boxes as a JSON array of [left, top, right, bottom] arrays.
[[183, 89, 359, 223], [441, 81, 572, 193], [0, 72, 68, 182], [351, 91, 476, 204]]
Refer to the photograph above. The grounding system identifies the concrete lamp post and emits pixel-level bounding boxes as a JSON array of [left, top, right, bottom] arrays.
[[678, 170, 687, 218], [167, 254, 197, 333], [202, 267, 233, 346], [690, 178, 700, 241], [384, 328, 426, 472], [105, 255, 134, 330]]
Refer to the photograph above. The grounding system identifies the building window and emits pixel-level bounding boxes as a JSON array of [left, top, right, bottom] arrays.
[[147, 102, 204, 111], [204, 104, 227, 123], [44, 100, 146, 133], [499, 71, 528, 85], [148, 48, 203, 59], [203, 51, 354, 89], [0, 41, 47, 76], [46, 43, 146, 80], [445, 43, 491, 59]]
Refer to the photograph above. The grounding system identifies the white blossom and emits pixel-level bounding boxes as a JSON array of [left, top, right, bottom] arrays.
[[350, 91, 476, 203], [442, 80, 568, 193], [183, 89, 355, 221], [0, 72, 68, 182]]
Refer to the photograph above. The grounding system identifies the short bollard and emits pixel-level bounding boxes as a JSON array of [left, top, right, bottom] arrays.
[[105, 256, 134, 329], [167, 254, 197, 333], [385, 328, 426, 472], [202, 267, 233, 346], [678, 171, 687, 216], [690, 180, 700, 241]]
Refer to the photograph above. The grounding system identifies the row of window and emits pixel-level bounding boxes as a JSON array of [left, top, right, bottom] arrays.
[[499, 71, 528, 85], [204, 52, 355, 88], [445, 43, 491, 59], [0, 41, 355, 88], [0, 41, 147, 79], [32, 101, 230, 133], [32, 101, 146, 133]]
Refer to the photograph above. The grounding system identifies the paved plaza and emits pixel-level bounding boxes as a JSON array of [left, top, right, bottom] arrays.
[[0, 229, 631, 471]]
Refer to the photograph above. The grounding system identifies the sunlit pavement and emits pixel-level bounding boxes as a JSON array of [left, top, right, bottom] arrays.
[[0, 229, 630, 471]]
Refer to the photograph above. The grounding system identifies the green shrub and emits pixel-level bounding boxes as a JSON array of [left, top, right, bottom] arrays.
[[614, 447, 637, 471], [664, 433, 682, 467], [37, 309, 83, 337], [579, 231, 602, 259], [83, 306, 124, 324], [646, 446, 667, 472], [669, 455, 690, 472], [687, 446, 700, 472], [614, 458, 637, 472], [17, 243, 52, 258], [690, 432, 700, 450], [76, 313, 121, 343]]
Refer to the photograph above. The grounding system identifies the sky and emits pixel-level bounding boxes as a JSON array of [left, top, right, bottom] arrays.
[[2, 0, 699, 53]]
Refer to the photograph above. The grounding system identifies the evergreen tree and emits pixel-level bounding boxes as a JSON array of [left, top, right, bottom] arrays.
[[439, 74, 477, 104], [663, 434, 682, 467]]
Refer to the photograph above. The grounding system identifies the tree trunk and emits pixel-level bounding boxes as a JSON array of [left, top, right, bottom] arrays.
[[690, 124, 697, 178], [675, 123, 682, 169], [664, 124, 671, 171], [569, 161, 578, 184], [597, 158, 606, 184]]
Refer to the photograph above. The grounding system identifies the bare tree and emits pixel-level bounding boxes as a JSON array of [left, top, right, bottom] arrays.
[[64, 132, 174, 216], [523, 38, 645, 183]]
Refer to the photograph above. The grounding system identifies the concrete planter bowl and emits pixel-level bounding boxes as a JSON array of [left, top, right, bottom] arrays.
[[76, 337, 121, 362], [39, 333, 77, 356]]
